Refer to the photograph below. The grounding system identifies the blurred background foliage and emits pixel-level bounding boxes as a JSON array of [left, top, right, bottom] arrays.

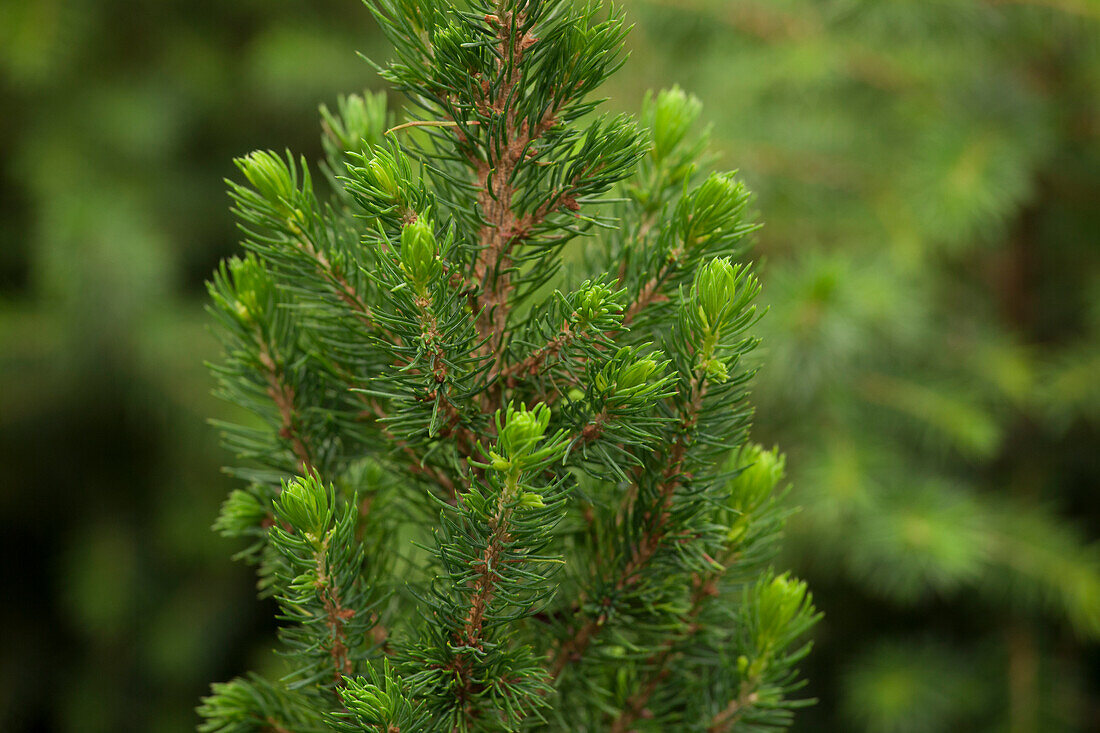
[[612, 1, 1100, 731], [0, 1, 386, 730], [0, 0, 1097, 732]]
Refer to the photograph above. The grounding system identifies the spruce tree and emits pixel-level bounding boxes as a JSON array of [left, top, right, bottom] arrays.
[[198, 1, 817, 731]]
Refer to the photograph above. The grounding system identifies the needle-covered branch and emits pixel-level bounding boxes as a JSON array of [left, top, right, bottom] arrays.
[[201, 1, 816, 730]]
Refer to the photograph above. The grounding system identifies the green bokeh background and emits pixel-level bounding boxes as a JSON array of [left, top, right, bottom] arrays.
[[1, 1, 1097, 731]]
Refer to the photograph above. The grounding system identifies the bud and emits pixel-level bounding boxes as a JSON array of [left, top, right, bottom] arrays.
[[755, 573, 810, 645], [729, 444, 785, 514], [399, 217, 438, 289], [725, 444, 784, 542], [695, 171, 741, 204], [276, 476, 329, 538], [678, 173, 748, 251], [238, 151, 296, 211], [574, 281, 622, 326], [695, 257, 741, 331], [366, 155, 400, 202], [321, 92, 387, 152], [702, 357, 729, 383], [227, 255, 271, 323], [616, 355, 662, 392], [518, 492, 546, 509], [595, 348, 668, 403], [432, 22, 483, 79], [499, 403, 551, 461], [650, 86, 702, 162], [213, 489, 268, 538]]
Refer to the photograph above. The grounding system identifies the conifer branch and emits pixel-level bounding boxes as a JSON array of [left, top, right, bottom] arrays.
[[256, 333, 315, 475], [502, 322, 575, 383], [263, 716, 294, 733], [227, 148, 405, 351], [552, 371, 708, 679], [608, 571, 722, 731], [707, 688, 760, 733], [411, 294, 466, 439], [203, 3, 816, 729], [468, 4, 557, 380], [296, 233, 377, 332], [621, 271, 671, 329], [336, 368, 462, 502], [449, 471, 523, 720], [315, 532, 356, 685], [461, 473, 518, 650], [626, 371, 708, 568]]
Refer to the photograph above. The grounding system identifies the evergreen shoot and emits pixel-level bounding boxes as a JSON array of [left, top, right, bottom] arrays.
[[199, 1, 817, 730]]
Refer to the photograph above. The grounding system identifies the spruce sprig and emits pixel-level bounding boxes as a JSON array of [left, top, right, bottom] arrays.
[[200, 1, 818, 730]]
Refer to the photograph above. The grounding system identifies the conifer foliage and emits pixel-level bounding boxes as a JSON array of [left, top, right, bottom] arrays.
[[199, 1, 816, 730]]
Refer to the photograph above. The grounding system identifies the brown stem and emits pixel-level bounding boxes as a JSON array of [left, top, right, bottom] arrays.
[[467, 7, 561, 402], [620, 268, 672, 331], [617, 377, 707, 586], [609, 574, 721, 731], [256, 334, 314, 475], [450, 472, 520, 721], [355, 397, 460, 502], [548, 616, 600, 680], [314, 533, 355, 685], [578, 409, 609, 446], [262, 717, 293, 733], [550, 374, 708, 680], [501, 322, 575, 385], [707, 687, 760, 732], [291, 224, 386, 337], [412, 294, 469, 446], [461, 486, 514, 648]]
